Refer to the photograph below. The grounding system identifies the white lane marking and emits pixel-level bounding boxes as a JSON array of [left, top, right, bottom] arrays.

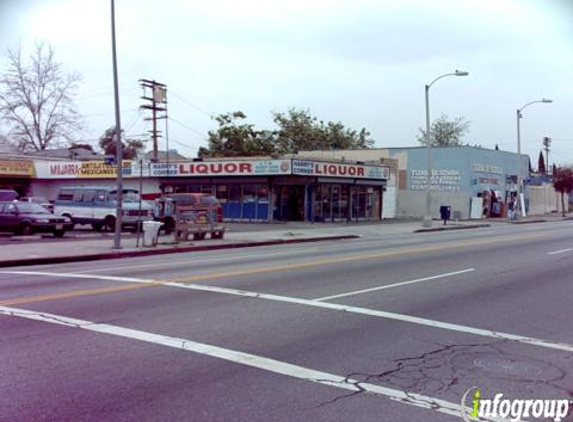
[[0, 305, 485, 421], [70, 249, 319, 274], [313, 268, 475, 302], [547, 248, 572, 255], [3, 271, 573, 354]]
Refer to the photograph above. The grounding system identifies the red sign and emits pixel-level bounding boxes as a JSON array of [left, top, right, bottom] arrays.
[[178, 162, 253, 175]]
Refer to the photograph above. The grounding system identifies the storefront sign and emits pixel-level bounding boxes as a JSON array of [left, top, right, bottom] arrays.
[[0, 160, 35, 177], [291, 160, 389, 179], [410, 169, 461, 191], [475, 177, 499, 186], [35, 161, 133, 179], [34, 158, 389, 181], [152, 160, 292, 177], [472, 163, 503, 175]]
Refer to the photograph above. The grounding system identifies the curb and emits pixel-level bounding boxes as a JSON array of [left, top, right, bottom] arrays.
[[413, 223, 491, 233], [0, 235, 360, 268]]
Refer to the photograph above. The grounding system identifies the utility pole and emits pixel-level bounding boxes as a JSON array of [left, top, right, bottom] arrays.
[[139, 79, 167, 162], [543, 136, 551, 175]]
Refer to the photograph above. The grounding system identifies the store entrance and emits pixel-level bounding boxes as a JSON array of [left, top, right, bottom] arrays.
[[275, 186, 305, 221]]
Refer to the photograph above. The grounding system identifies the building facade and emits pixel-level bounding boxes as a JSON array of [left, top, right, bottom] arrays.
[[9, 157, 393, 223], [297, 146, 530, 219]]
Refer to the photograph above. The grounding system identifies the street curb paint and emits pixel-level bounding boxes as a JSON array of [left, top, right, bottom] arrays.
[[414, 224, 491, 233], [0, 235, 360, 268]]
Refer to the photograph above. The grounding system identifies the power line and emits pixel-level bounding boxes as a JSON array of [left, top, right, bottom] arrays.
[[83, 107, 139, 118], [168, 116, 209, 139], [169, 90, 213, 118]]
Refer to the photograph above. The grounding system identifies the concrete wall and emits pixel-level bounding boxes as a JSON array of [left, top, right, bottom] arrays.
[[527, 184, 567, 215], [397, 190, 471, 219]]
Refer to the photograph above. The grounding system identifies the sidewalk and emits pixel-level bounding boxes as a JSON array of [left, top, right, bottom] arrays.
[[0, 216, 556, 268]]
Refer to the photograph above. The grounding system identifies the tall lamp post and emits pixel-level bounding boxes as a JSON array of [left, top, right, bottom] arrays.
[[423, 70, 469, 227], [111, 0, 123, 249], [516, 98, 552, 218]]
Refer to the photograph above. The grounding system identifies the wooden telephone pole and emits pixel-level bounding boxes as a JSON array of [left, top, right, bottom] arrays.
[[139, 79, 167, 162]]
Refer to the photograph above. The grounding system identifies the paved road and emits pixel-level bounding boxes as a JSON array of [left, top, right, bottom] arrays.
[[1, 221, 573, 421]]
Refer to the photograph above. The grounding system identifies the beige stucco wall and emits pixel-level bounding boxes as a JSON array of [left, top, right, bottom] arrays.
[[397, 190, 471, 220], [527, 184, 567, 215]]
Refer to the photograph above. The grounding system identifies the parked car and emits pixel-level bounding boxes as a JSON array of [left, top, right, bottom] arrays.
[[19, 196, 54, 213], [0, 201, 73, 237], [154, 193, 224, 239], [0, 189, 18, 201], [54, 186, 154, 232]]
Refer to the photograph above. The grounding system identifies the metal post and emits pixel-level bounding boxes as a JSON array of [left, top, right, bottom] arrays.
[[423, 84, 432, 227], [111, 0, 123, 249], [136, 159, 143, 248], [515, 98, 552, 219], [516, 109, 522, 217]]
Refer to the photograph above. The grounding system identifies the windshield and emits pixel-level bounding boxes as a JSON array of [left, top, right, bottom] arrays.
[[109, 190, 141, 203], [16, 203, 50, 214]]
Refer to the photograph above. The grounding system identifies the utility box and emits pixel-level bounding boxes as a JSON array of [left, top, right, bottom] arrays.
[[440, 206, 451, 225]]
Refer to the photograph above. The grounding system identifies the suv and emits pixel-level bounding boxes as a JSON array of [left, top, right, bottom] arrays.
[[0, 201, 73, 237], [154, 193, 224, 239], [0, 189, 18, 201]]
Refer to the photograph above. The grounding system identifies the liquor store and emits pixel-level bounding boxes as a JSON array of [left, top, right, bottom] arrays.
[[150, 158, 390, 222]]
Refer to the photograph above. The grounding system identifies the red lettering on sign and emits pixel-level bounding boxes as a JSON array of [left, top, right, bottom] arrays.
[[239, 163, 251, 173], [327, 165, 337, 175], [223, 163, 237, 173], [357, 168, 364, 176], [179, 164, 189, 174], [196, 164, 208, 174], [210, 163, 223, 173], [348, 167, 357, 176], [339, 166, 347, 175]]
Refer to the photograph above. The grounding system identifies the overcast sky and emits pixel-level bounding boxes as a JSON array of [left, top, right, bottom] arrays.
[[1, 0, 572, 165]]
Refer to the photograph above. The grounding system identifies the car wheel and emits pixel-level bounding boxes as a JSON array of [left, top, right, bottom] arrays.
[[164, 218, 174, 235], [53, 229, 66, 238], [92, 223, 103, 231], [103, 216, 116, 232], [212, 231, 224, 239], [193, 233, 206, 241], [63, 214, 75, 230], [18, 222, 34, 236]]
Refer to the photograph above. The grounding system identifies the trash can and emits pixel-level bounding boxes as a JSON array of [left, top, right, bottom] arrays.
[[142, 221, 161, 247], [439, 206, 451, 225]]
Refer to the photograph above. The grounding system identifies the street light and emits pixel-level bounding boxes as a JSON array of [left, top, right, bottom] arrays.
[[515, 98, 552, 218], [423, 70, 469, 227]]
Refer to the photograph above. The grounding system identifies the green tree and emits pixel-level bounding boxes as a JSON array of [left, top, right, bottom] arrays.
[[99, 126, 144, 160], [0, 43, 82, 152], [417, 114, 470, 147], [553, 167, 573, 216], [538, 150, 546, 175], [198, 111, 276, 158], [272, 108, 373, 154]]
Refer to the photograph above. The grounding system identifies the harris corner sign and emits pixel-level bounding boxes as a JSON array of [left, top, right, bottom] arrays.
[[291, 160, 389, 179], [32, 159, 389, 181]]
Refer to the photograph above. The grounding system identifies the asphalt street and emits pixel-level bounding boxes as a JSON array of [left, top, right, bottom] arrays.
[[1, 221, 573, 422]]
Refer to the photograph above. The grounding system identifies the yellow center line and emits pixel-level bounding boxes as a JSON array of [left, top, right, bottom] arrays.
[[0, 232, 546, 307], [169, 232, 546, 283]]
